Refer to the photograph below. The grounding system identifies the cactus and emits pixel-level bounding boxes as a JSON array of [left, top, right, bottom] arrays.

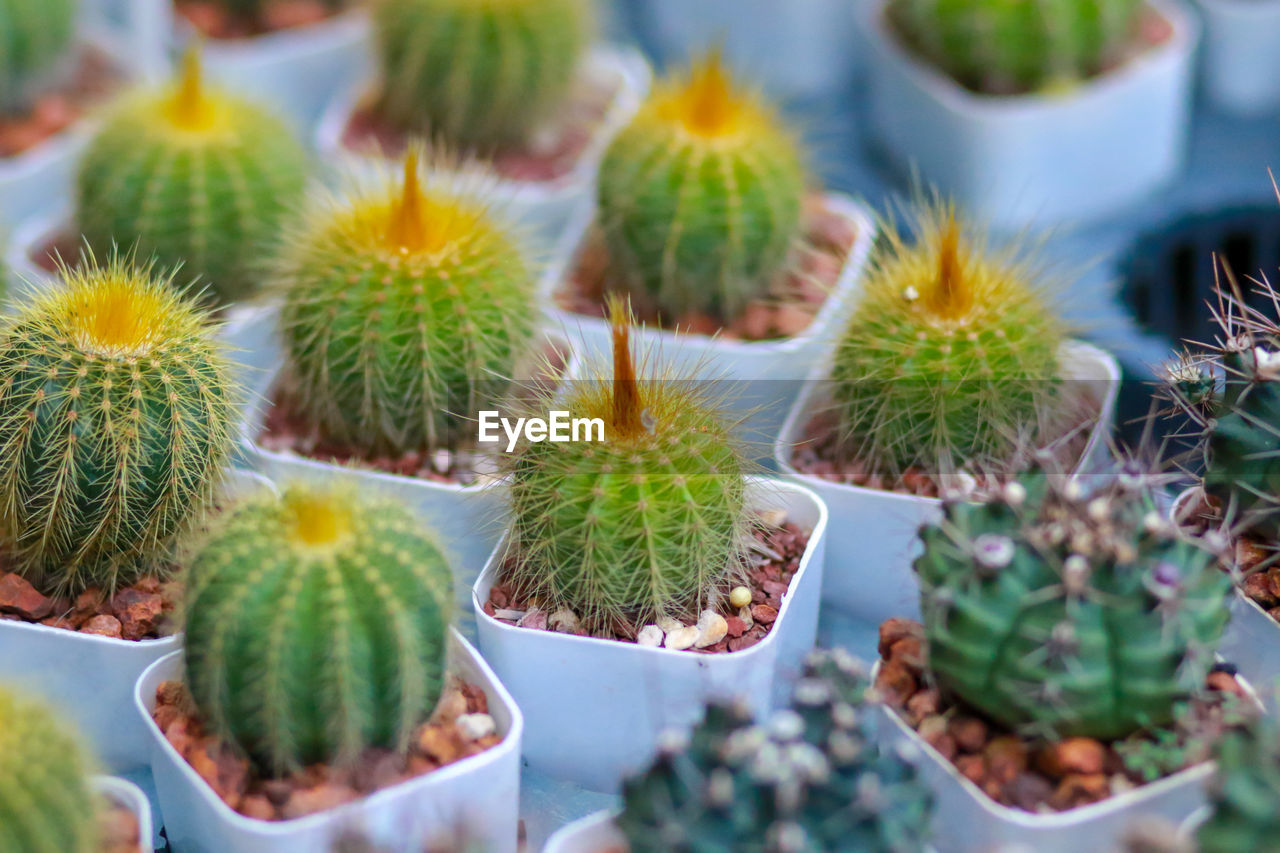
[[596, 53, 806, 323], [827, 202, 1065, 484], [372, 0, 592, 150], [617, 649, 934, 853], [885, 0, 1146, 94], [275, 149, 538, 458], [0, 254, 237, 595], [182, 483, 454, 775], [501, 299, 751, 633], [75, 49, 308, 306], [915, 460, 1231, 740], [0, 0, 76, 117], [1197, 713, 1280, 853], [0, 687, 97, 853]]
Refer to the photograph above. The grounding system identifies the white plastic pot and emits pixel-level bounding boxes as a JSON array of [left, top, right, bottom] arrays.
[[314, 45, 651, 243], [0, 469, 274, 773], [862, 0, 1197, 230], [472, 477, 828, 794], [773, 341, 1121, 627], [94, 775, 155, 853], [135, 630, 523, 853], [542, 810, 625, 853], [1197, 0, 1280, 114], [545, 193, 876, 449]]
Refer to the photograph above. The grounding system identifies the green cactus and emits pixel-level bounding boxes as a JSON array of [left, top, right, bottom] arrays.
[[182, 483, 454, 775], [596, 54, 806, 324], [0, 687, 97, 853], [275, 149, 538, 458], [915, 460, 1231, 740], [74, 49, 309, 306], [1197, 712, 1280, 853], [0, 254, 238, 595], [827, 202, 1064, 484], [372, 0, 592, 150], [617, 649, 934, 853], [501, 300, 751, 633], [0, 0, 75, 117], [885, 0, 1146, 94]]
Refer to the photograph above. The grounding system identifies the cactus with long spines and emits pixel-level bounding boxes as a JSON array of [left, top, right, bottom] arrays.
[[0, 687, 97, 853], [827, 202, 1064, 484], [0, 254, 237, 595], [372, 0, 592, 149], [182, 483, 454, 775], [0, 0, 76, 117], [596, 53, 806, 323], [75, 49, 308, 305], [501, 299, 751, 633], [275, 149, 538, 458], [886, 0, 1146, 94], [916, 460, 1231, 740], [617, 650, 934, 852], [1197, 712, 1280, 853]]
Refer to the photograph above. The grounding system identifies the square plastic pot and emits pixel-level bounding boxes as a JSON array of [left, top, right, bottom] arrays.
[[134, 630, 522, 853], [542, 810, 624, 853], [870, 661, 1260, 853], [472, 477, 828, 794], [314, 45, 651, 244], [0, 469, 274, 773], [1197, 0, 1280, 114], [773, 341, 1121, 627], [545, 193, 876, 450], [861, 0, 1197, 230], [94, 775, 155, 852]]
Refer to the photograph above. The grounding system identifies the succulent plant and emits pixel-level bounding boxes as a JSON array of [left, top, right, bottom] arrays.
[[617, 649, 934, 852], [915, 459, 1231, 740], [372, 0, 592, 150], [1197, 711, 1280, 853], [596, 53, 806, 324], [827, 201, 1065, 484], [75, 49, 309, 306], [0, 0, 76, 117], [275, 149, 539, 458], [0, 254, 237, 595], [0, 687, 97, 853], [501, 299, 750, 632], [182, 483, 454, 775], [885, 0, 1146, 94]]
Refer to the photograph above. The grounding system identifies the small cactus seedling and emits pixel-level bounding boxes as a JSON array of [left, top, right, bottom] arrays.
[[183, 483, 454, 774], [827, 202, 1065, 484], [915, 459, 1231, 740], [596, 53, 806, 323], [0, 254, 237, 595], [0, 687, 97, 853], [275, 149, 539, 458], [372, 0, 592, 149], [1197, 711, 1280, 853], [75, 49, 309, 305], [0, 0, 75, 117], [502, 299, 751, 633], [617, 649, 934, 852], [886, 0, 1146, 94]]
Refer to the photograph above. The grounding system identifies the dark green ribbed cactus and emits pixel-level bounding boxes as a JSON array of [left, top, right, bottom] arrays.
[[886, 0, 1146, 94], [1197, 713, 1280, 853], [275, 150, 538, 457], [916, 461, 1231, 740], [597, 54, 806, 323], [0, 687, 97, 853], [828, 202, 1064, 483], [618, 649, 933, 853], [183, 483, 453, 774], [0, 0, 75, 116], [0, 254, 237, 595], [75, 50, 308, 305], [372, 0, 592, 149], [502, 300, 750, 632]]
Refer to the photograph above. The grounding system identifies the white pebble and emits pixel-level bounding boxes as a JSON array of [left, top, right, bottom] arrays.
[[665, 626, 700, 650], [637, 625, 664, 647], [739, 605, 754, 628], [548, 608, 579, 633], [493, 609, 526, 621], [760, 508, 787, 528], [729, 586, 752, 609], [695, 610, 729, 648], [455, 713, 496, 741], [657, 616, 684, 634]]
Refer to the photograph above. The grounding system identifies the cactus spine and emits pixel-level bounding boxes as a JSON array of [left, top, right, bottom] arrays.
[[75, 50, 309, 305], [0, 687, 97, 853], [502, 300, 750, 632], [0, 255, 237, 595], [1197, 714, 1280, 853], [182, 483, 454, 774], [596, 54, 806, 323], [372, 0, 592, 149], [886, 0, 1146, 94], [915, 462, 1231, 740], [828, 203, 1064, 483], [0, 0, 75, 117], [275, 149, 538, 457]]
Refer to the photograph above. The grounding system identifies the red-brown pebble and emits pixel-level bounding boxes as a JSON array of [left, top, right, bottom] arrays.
[[80, 614, 123, 638], [0, 573, 53, 620]]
